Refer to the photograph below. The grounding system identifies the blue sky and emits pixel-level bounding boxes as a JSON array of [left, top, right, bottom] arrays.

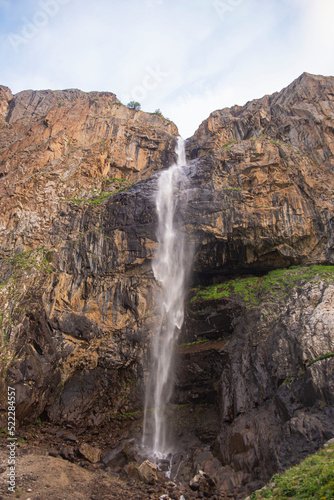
[[0, 0, 333, 138]]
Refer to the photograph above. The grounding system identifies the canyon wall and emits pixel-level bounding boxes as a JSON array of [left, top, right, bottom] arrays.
[[0, 72, 334, 498]]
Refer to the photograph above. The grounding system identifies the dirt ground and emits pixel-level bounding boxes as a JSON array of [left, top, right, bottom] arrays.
[[0, 422, 219, 500], [0, 447, 171, 499]]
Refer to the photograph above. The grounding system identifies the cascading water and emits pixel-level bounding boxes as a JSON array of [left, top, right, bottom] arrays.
[[143, 137, 189, 459]]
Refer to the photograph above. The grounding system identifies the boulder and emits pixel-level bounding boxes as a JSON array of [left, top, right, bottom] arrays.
[[102, 443, 127, 468], [138, 460, 158, 484], [78, 443, 101, 464], [124, 462, 140, 480], [189, 470, 216, 495]]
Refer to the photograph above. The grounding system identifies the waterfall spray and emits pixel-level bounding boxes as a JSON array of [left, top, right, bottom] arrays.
[[143, 137, 189, 457]]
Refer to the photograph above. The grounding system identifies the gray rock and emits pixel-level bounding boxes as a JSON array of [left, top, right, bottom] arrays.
[[64, 433, 77, 443]]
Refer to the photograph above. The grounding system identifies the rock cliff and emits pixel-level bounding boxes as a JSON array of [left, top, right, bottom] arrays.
[[0, 72, 333, 498]]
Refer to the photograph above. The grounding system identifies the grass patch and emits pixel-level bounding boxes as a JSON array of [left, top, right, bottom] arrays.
[[221, 140, 238, 150], [250, 444, 334, 499], [282, 377, 293, 385], [178, 339, 210, 347], [190, 265, 334, 307], [306, 352, 334, 367], [270, 139, 284, 147], [66, 179, 134, 206], [115, 410, 141, 420]]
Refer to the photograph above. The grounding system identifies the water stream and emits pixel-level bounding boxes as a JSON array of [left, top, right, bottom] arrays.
[[143, 137, 189, 460]]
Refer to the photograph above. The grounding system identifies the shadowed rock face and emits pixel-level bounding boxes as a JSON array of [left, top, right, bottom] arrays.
[[0, 73, 334, 498], [174, 274, 334, 498]]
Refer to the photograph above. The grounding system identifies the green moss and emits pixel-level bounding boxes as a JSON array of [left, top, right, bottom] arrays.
[[221, 140, 238, 150], [66, 179, 134, 206], [270, 139, 283, 147], [2, 247, 53, 276], [178, 339, 210, 347], [115, 410, 141, 420], [250, 444, 334, 499], [190, 265, 334, 307], [307, 352, 334, 367], [250, 134, 265, 141]]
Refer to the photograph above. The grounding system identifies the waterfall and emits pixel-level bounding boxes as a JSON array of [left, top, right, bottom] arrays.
[[143, 137, 189, 457]]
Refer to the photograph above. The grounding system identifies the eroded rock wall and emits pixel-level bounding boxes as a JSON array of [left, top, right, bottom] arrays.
[[0, 73, 334, 498], [174, 270, 334, 498]]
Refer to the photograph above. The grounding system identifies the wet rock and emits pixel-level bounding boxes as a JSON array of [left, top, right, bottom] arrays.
[[78, 443, 101, 464], [138, 460, 158, 484]]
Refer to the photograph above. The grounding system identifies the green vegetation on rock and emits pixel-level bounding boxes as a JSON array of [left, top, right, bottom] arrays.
[[221, 140, 238, 150], [250, 443, 334, 499], [126, 101, 141, 111], [306, 352, 334, 367], [191, 265, 334, 307], [178, 338, 210, 347], [66, 178, 134, 206], [0, 247, 54, 344]]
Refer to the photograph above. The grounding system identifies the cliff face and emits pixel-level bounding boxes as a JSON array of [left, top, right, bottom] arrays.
[[0, 73, 334, 498], [0, 86, 178, 251], [0, 86, 178, 426], [174, 268, 334, 497], [185, 73, 334, 278]]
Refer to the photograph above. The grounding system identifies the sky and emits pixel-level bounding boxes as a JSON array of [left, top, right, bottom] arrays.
[[0, 0, 333, 138]]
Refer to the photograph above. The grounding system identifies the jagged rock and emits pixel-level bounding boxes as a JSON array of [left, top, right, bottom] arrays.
[[124, 462, 139, 480], [59, 445, 75, 462], [189, 470, 216, 494], [64, 433, 77, 443], [174, 273, 334, 498], [137, 460, 158, 484], [78, 443, 101, 464], [102, 443, 127, 468], [2, 73, 334, 427], [0, 73, 334, 500]]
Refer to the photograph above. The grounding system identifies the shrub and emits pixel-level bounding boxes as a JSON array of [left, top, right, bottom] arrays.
[[126, 101, 141, 111]]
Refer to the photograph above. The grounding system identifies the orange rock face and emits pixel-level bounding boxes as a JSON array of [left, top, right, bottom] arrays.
[[0, 87, 178, 251], [0, 73, 333, 447]]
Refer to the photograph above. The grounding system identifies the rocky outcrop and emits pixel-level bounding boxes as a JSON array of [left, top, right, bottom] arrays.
[[185, 73, 334, 277], [0, 87, 178, 426], [0, 87, 178, 252], [0, 73, 334, 499], [173, 267, 334, 497], [187, 72, 334, 162]]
